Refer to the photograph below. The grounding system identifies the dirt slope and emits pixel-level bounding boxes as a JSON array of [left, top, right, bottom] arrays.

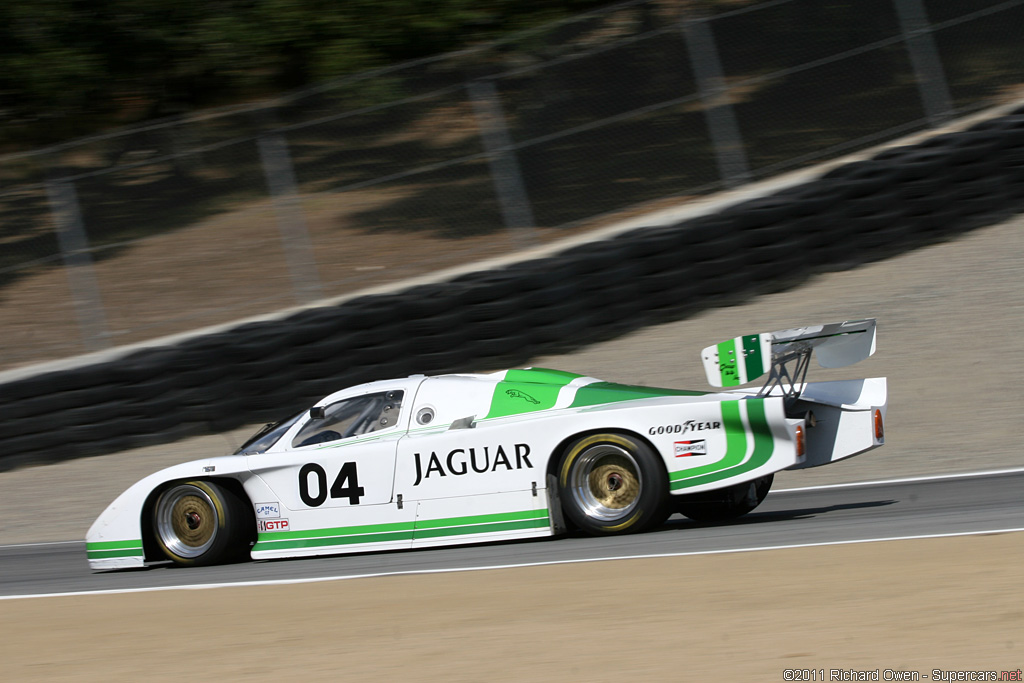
[[3, 533, 1021, 681]]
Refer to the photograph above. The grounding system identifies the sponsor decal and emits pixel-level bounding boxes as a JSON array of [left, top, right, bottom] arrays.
[[674, 440, 707, 457], [203, 466, 215, 472], [412, 443, 533, 486], [258, 518, 290, 533], [506, 389, 540, 404], [254, 502, 281, 519], [648, 420, 721, 436]]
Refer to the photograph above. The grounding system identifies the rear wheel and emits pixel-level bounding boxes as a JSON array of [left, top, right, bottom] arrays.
[[676, 473, 773, 522], [152, 480, 250, 566], [558, 433, 670, 535]]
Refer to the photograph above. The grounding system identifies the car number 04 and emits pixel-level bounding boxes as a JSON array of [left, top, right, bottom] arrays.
[[298, 462, 365, 506]]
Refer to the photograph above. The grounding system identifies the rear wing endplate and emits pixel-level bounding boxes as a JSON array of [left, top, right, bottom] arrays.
[[701, 319, 876, 394]]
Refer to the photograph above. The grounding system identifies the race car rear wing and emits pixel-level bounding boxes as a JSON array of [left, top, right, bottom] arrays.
[[701, 319, 877, 399]]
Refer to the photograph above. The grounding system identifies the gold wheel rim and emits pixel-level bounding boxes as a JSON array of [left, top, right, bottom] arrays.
[[587, 458, 641, 510], [169, 494, 215, 548], [156, 484, 219, 559], [569, 444, 642, 521]]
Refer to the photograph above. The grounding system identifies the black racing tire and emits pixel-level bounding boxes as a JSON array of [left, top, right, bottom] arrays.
[[676, 473, 774, 523], [151, 480, 251, 567], [557, 433, 670, 535]]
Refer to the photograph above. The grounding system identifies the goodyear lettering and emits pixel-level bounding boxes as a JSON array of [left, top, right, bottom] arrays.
[[413, 443, 533, 486], [648, 420, 721, 436]]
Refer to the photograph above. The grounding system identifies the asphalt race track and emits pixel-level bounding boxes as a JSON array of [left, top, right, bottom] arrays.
[[3, 469, 1020, 600], [2, 209, 1022, 678]]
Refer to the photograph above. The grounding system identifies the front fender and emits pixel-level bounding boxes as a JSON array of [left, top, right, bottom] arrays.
[[86, 455, 251, 570]]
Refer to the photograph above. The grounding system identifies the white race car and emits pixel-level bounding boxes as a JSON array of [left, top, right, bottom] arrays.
[[87, 319, 886, 570]]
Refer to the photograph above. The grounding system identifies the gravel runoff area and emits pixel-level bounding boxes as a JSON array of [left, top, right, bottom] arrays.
[[3, 533, 1021, 680]]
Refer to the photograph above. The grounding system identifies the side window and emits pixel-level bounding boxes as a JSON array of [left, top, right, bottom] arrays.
[[292, 390, 404, 449]]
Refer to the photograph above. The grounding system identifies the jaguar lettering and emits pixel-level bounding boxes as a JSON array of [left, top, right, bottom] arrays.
[[412, 443, 533, 486]]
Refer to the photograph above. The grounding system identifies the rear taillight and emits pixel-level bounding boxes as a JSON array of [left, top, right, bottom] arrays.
[[795, 425, 806, 456], [874, 409, 884, 440]]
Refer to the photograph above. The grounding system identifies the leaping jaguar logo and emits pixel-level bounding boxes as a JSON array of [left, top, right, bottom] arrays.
[[506, 389, 540, 404]]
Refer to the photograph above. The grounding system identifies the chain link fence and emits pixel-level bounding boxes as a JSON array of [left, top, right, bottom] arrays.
[[1, 0, 1022, 372]]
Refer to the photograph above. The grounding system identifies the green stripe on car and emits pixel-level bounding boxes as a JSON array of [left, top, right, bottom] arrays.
[[716, 338, 741, 387], [670, 399, 776, 490], [399, 517, 549, 542], [742, 334, 764, 383], [484, 369, 582, 419], [569, 382, 706, 409], [485, 367, 708, 419], [87, 539, 143, 559], [253, 508, 550, 552], [669, 400, 746, 483]]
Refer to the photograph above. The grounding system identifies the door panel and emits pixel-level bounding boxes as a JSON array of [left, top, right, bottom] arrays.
[[411, 490, 553, 549], [249, 435, 401, 511]]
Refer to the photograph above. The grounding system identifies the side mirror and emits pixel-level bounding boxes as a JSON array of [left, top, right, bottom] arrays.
[[309, 406, 326, 420]]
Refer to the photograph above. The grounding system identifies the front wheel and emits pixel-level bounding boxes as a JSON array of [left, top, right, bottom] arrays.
[[152, 480, 251, 566], [558, 433, 670, 535], [676, 473, 773, 523]]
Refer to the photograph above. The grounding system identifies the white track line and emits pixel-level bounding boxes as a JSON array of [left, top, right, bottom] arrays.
[[2, 527, 1022, 601], [0, 540, 84, 549], [2, 466, 1023, 552], [770, 466, 1024, 494]]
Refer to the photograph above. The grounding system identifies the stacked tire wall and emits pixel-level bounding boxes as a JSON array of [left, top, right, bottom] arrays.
[[2, 108, 1022, 470]]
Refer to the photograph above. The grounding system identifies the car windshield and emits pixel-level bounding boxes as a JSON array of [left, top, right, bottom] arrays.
[[291, 390, 404, 448], [235, 411, 304, 455]]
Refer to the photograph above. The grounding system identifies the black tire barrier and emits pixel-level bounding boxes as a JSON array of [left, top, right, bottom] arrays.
[[2, 105, 1023, 470]]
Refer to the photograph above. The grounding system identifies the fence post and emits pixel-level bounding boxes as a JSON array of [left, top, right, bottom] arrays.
[[893, 0, 954, 126], [45, 179, 111, 352], [258, 134, 323, 304], [683, 16, 752, 188], [467, 79, 536, 240]]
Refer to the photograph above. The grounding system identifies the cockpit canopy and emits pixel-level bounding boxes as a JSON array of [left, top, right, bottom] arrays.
[[235, 390, 404, 455]]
